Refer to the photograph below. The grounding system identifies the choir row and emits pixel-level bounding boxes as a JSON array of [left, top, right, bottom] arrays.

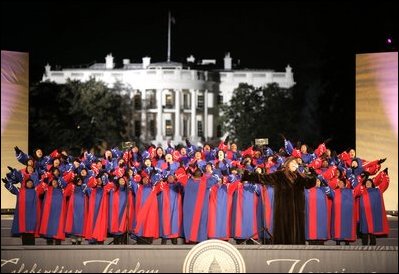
[[3, 138, 389, 246]]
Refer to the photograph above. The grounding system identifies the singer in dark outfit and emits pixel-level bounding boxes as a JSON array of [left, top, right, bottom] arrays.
[[242, 157, 316, 244]]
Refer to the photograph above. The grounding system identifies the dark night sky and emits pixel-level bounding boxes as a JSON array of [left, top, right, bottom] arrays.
[[1, 0, 397, 150], [2, 1, 396, 80]]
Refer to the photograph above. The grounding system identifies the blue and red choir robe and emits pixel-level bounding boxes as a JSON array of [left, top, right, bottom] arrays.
[[305, 185, 333, 241], [285, 139, 320, 164], [232, 182, 262, 240], [204, 149, 217, 162], [226, 150, 241, 161], [123, 151, 142, 169], [359, 172, 390, 236], [320, 166, 337, 182], [64, 183, 88, 237], [105, 182, 133, 236], [90, 163, 102, 177], [183, 175, 218, 242], [154, 157, 166, 170], [127, 177, 139, 235], [6, 167, 24, 185], [158, 181, 184, 239], [284, 139, 301, 160], [338, 151, 364, 168], [84, 179, 107, 242], [213, 158, 232, 176], [179, 155, 191, 168], [313, 142, 327, 158], [343, 168, 363, 225], [217, 140, 228, 153], [155, 158, 165, 169], [131, 181, 161, 238], [241, 163, 255, 172], [187, 157, 206, 173], [82, 152, 96, 169], [104, 158, 117, 174], [259, 184, 274, 240], [159, 161, 180, 177], [16, 150, 50, 176], [265, 158, 281, 174], [19, 169, 40, 187], [46, 161, 72, 175], [240, 146, 254, 158], [5, 182, 41, 237], [208, 180, 239, 240], [37, 182, 67, 240], [331, 181, 362, 242], [252, 155, 266, 167], [362, 159, 382, 176], [16, 150, 30, 166]]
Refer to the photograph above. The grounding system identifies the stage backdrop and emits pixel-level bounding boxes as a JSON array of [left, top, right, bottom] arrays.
[[356, 52, 398, 211], [1, 245, 397, 273], [1, 50, 29, 209]]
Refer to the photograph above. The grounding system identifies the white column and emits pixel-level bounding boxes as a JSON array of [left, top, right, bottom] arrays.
[[140, 89, 147, 140], [174, 89, 182, 142], [190, 89, 197, 140], [128, 90, 134, 138], [204, 89, 208, 141], [156, 89, 163, 142]]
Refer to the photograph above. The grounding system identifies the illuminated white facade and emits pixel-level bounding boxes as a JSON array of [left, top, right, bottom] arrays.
[[219, 53, 295, 104], [42, 53, 295, 144]]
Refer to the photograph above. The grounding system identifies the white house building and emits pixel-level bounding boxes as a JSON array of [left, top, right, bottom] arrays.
[[42, 53, 295, 145], [219, 53, 295, 104]]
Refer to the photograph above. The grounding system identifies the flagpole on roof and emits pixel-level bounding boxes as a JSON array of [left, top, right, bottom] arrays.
[[167, 11, 171, 63]]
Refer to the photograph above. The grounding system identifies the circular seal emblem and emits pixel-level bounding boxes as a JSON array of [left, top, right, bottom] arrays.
[[182, 239, 246, 273]]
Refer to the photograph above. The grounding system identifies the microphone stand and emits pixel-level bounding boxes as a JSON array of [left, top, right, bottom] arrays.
[[126, 146, 132, 245], [240, 226, 273, 245]]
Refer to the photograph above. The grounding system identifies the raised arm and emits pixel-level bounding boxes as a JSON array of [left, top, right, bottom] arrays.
[[241, 170, 276, 186], [297, 171, 317, 189]]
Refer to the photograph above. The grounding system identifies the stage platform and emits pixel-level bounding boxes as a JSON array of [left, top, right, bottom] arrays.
[[1, 215, 397, 246], [1, 215, 398, 272]]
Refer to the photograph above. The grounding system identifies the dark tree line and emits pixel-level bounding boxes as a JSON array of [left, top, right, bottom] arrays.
[[220, 81, 354, 152], [29, 79, 131, 155], [220, 83, 298, 149]]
